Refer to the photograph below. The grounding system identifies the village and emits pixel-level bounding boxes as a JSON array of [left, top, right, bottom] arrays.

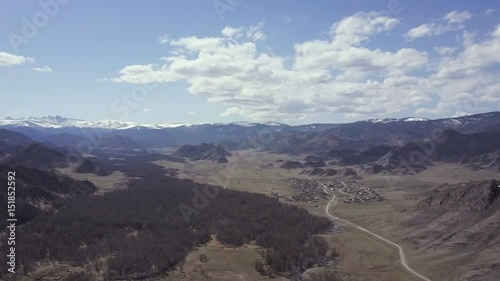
[[281, 178, 383, 204], [338, 186, 383, 204], [283, 178, 330, 203]]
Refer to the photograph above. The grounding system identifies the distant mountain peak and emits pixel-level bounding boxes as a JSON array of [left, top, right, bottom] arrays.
[[363, 117, 430, 124]]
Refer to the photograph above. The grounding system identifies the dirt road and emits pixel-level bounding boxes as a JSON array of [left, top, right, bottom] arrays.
[[318, 181, 432, 281]]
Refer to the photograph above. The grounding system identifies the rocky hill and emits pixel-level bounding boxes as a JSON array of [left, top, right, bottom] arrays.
[[335, 129, 500, 175], [463, 150, 500, 171], [415, 180, 499, 211], [74, 158, 111, 176], [401, 180, 500, 281]]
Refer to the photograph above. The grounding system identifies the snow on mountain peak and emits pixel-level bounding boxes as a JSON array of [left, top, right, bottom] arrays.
[[402, 117, 430, 122], [365, 117, 430, 123], [0, 116, 201, 130]]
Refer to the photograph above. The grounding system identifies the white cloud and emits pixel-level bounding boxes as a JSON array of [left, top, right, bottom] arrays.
[[0, 52, 34, 67], [221, 26, 244, 39], [110, 15, 500, 122], [188, 111, 195, 115], [406, 24, 434, 40], [143, 108, 151, 113], [33, 66, 53, 73], [247, 21, 266, 41], [444, 10, 472, 24], [405, 10, 472, 41], [417, 25, 500, 116], [222, 21, 266, 41], [110, 64, 183, 84], [405, 23, 463, 40], [329, 11, 399, 47], [159, 34, 170, 44], [485, 9, 495, 15], [434, 46, 457, 56], [283, 16, 292, 23]]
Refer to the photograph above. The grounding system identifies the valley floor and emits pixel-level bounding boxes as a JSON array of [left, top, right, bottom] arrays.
[[29, 150, 499, 281], [153, 151, 500, 281]]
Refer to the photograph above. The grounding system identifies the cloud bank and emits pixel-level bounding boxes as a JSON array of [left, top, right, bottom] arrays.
[[109, 11, 500, 122]]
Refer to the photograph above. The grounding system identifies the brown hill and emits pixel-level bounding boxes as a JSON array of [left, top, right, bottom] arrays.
[[357, 145, 395, 162], [415, 180, 499, 211], [373, 146, 429, 174], [268, 112, 500, 154], [303, 155, 324, 162], [304, 160, 327, 168], [173, 143, 232, 162], [280, 160, 304, 169], [74, 158, 111, 176], [401, 180, 500, 281], [463, 150, 500, 171], [374, 130, 500, 173], [302, 168, 339, 176], [338, 168, 359, 178], [336, 154, 365, 166], [4, 142, 72, 169]]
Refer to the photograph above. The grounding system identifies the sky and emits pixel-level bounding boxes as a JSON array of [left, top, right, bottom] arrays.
[[0, 0, 499, 125]]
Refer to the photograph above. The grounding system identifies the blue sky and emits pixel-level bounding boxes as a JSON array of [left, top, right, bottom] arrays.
[[0, 0, 499, 125]]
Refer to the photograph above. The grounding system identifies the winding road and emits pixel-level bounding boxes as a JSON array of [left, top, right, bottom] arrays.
[[317, 181, 432, 281], [253, 164, 431, 280]]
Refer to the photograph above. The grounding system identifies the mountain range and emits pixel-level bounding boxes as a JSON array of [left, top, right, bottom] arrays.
[[1, 112, 499, 149], [1, 113, 497, 131]]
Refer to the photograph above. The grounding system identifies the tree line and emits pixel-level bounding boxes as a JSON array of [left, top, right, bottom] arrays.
[[0, 157, 333, 280]]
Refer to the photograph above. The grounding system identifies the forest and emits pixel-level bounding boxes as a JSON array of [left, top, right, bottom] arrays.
[[0, 164, 97, 228], [0, 155, 333, 280]]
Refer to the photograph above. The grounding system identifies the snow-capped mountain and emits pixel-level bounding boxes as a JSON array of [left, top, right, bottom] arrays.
[[1, 112, 498, 133], [1, 112, 498, 150], [0, 116, 290, 130], [364, 117, 431, 124], [0, 116, 194, 130], [213, 121, 288, 127]]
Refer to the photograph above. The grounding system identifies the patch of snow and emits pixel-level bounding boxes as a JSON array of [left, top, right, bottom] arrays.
[[403, 117, 430, 122]]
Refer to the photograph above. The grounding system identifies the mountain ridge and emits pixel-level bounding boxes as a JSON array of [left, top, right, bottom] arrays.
[[2, 111, 498, 130]]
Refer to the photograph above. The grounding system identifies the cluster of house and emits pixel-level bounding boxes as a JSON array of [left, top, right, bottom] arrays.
[[316, 179, 383, 204], [285, 178, 329, 203], [340, 187, 382, 204]]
